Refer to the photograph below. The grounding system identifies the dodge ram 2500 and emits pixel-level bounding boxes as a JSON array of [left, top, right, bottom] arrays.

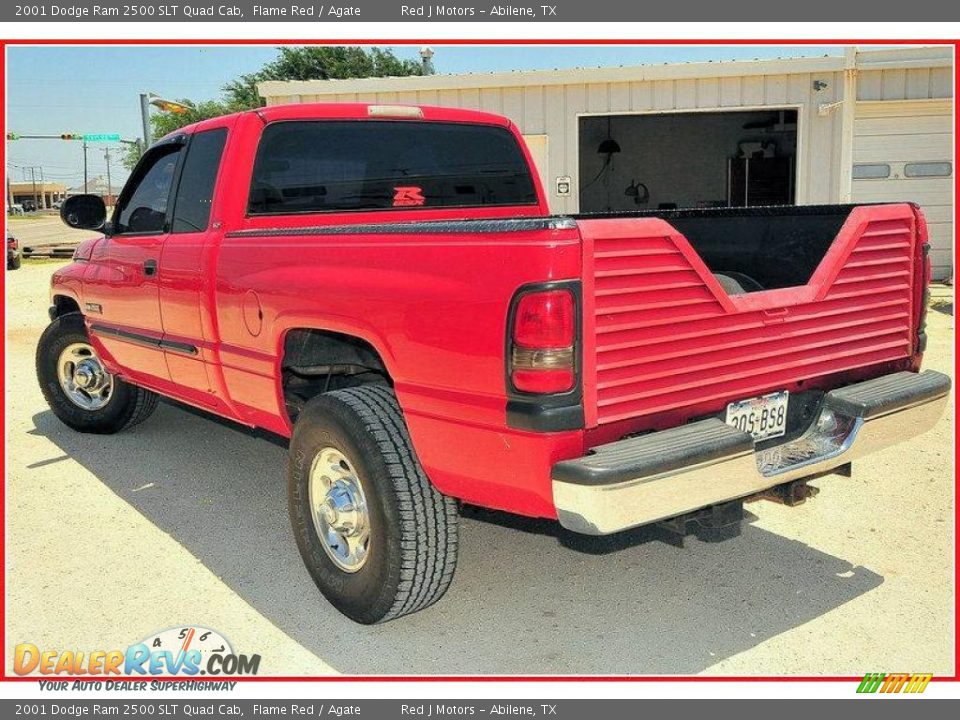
[[39, 103, 950, 623]]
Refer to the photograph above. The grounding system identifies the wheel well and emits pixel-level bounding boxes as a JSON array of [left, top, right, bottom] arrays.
[[52, 295, 81, 318], [281, 328, 391, 423]]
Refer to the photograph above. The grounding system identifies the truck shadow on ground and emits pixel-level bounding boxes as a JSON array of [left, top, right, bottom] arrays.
[[31, 401, 883, 675]]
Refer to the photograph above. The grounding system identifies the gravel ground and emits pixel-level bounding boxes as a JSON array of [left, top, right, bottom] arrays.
[[4, 258, 955, 676]]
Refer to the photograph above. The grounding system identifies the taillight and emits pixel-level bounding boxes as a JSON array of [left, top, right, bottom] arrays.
[[912, 204, 932, 355], [509, 288, 576, 394]]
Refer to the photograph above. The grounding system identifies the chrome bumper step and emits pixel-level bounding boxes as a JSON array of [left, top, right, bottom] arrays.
[[553, 370, 951, 535]]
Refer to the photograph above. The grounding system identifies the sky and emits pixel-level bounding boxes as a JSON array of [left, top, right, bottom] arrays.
[[5, 44, 849, 190]]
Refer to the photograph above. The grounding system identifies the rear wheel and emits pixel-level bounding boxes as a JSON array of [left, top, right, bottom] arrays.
[[36, 313, 159, 434], [288, 386, 459, 623]]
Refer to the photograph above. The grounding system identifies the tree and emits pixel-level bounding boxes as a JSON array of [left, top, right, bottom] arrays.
[[122, 47, 423, 170], [223, 46, 422, 108]]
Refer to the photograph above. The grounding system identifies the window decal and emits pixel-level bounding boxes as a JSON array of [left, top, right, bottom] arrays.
[[392, 186, 426, 207]]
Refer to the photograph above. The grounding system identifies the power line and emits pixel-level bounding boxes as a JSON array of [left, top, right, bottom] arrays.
[[7, 160, 81, 171], [7, 163, 126, 180], [7, 103, 135, 110], [8, 79, 231, 88]]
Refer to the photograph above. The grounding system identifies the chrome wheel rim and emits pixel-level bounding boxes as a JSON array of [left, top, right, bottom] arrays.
[[57, 342, 114, 411], [308, 447, 371, 573]]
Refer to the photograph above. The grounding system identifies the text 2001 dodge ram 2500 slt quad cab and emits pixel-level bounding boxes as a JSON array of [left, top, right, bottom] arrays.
[[39, 103, 950, 623]]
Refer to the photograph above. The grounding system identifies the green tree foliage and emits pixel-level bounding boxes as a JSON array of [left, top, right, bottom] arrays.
[[123, 47, 422, 170], [223, 47, 422, 108]]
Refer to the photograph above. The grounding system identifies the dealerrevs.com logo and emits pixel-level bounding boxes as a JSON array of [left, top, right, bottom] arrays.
[[856, 673, 932, 694], [14, 626, 260, 677]]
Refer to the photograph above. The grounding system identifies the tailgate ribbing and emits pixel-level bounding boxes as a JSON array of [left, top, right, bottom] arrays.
[[586, 209, 917, 425]]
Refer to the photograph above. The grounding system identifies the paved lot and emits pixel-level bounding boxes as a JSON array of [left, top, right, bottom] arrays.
[[4, 258, 955, 676], [7, 215, 101, 252]]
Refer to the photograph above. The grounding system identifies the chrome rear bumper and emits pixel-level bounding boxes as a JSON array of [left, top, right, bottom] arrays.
[[553, 370, 951, 535]]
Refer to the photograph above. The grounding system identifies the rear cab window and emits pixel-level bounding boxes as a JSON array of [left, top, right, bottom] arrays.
[[247, 120, 538, 215]]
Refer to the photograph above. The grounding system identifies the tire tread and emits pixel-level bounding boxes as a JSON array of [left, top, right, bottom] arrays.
[[326, 385, 459, 622], [120, 388, 160, 430]]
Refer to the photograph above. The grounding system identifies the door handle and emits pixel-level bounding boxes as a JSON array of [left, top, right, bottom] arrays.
[[143, 259, 157, 277]]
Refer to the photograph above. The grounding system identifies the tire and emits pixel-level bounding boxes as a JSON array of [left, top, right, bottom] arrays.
[[36, 313, 159, 434], [288, 385, 459, 623]]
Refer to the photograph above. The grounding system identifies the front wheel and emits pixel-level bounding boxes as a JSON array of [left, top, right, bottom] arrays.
[[36, 313, 159, 434], [288, 386, 459, 623]]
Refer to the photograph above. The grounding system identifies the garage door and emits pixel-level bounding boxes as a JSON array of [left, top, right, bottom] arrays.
[[852, 99, 954, 280]]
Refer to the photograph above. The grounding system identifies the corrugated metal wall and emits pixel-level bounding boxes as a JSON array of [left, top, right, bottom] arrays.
[[265, 71, 851, 215], [857, 67, 954, 101]]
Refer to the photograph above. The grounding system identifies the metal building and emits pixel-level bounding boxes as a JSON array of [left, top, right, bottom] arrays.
[[258, 46, 954, 279]]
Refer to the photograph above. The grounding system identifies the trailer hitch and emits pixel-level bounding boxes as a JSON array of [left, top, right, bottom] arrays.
[[759, 478, 824, 507], [656, 499, 744, 546]]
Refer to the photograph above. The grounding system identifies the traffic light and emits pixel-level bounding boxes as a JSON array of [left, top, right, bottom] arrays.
[[60, 133, 82, 141], [5, 133, 19, 141], [152, 99, 191, 115]]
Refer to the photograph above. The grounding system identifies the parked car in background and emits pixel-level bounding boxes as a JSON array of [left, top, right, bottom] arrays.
[[8, 203, 25, 216], [21, 199, 37, 213], [7, 233, 21, 270], [40, 103, 950, 624]]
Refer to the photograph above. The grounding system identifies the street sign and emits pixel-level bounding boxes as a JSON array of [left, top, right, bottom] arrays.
[[83, 133, 121, 142]]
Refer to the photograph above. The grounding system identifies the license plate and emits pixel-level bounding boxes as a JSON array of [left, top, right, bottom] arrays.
[[725, 391, 789, 441]]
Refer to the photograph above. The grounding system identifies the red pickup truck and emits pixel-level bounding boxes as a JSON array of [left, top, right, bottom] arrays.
[[39, 103, 950, 624]]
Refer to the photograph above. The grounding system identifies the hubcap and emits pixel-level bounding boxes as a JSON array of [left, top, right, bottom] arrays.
[[57, 342, 114, 410], [308, 447, 371, 573]]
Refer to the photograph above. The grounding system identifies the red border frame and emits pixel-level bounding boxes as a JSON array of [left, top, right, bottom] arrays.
[[1, 37, 956, 685]]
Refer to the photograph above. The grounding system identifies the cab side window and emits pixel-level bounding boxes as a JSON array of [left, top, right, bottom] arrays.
[[116, 146, 182, 234], [172, 129, 228, 233]]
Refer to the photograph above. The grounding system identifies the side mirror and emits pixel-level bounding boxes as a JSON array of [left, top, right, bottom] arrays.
[[60, 194, 107, 231]]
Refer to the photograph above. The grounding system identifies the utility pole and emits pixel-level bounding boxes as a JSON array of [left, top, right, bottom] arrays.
[[140, 93, 152, 148], [103, 146, 113, 205], [83, 139, 89, 191]]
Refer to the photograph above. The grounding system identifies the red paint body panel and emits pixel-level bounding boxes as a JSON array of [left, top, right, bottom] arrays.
[[49, 104, 929, 521], [215, 223, 582, 512]]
